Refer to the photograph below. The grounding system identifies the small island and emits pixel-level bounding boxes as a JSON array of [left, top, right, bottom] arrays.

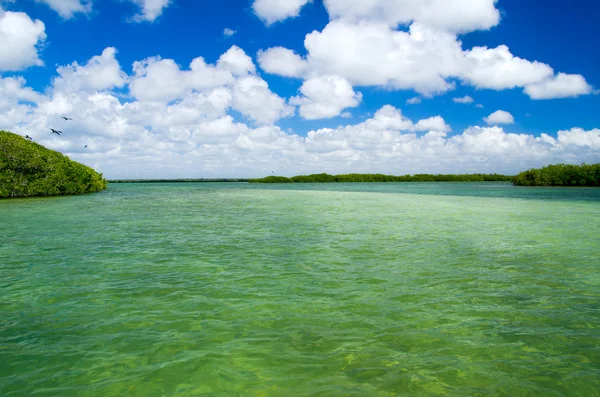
[[0, 131, 108, 198], [513, 163, 600, 186]]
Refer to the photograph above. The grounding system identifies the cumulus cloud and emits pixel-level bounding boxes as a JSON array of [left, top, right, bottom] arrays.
[[257, 47, 307, 78], [290, 75, 362, 120], [453, 95, 474, 104], [34, 0, 91, 18], [257, 2, 593, 100], [128, 46, 290, 125], [130, 56, 233, 102], [303, 21, 462, 95], [255, 0, 501, 32], [217, 45, 256, 76], [261, 22, 593, 99], [129, 46, 258, 103], [0, 76, 44, 103], [406, 97, 421, 105], [484, 110, 514, 125], [0, 76, 44, 131], [524, 73, 594, 99], [252, 0, 312, 25], [127, 0, 171, 22], [461, 45, 554, 90], [322, 0, 500, 33], [0, 8, 46, 71], [231, 75, 294, 125], [554, 128, 600, 148], [54, 47, 127, 93], [2, 47, 598, 179], [413, 116, 451, 133]]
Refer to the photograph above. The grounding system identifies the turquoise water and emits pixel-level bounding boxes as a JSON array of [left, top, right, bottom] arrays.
[[1, 183, 599, 396]]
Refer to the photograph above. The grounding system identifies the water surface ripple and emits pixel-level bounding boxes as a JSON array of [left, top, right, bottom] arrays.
[[1, 183, 599, 396]]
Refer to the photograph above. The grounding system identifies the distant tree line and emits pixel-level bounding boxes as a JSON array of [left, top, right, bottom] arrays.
[[249, 173, 514, 183], [0, 131, 107, 198], [109, 178, 250, 183], [512, 163, 600, 186]]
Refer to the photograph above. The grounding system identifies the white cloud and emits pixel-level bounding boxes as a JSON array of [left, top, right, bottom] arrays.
[[128, 46, 289, 125], [406, 97, 421, 105], [127, 0, 171, 22], [217, 45, 256, 76], [476, 104, 484, 108], [322, 0, 500, 33], [362, 105, 414, 131], [231, 76, 294, 125], [262, 22, 593, 99], [54, 47, 127, 93], [252, 0, 312, 25], [414, 116, 451, 133], [0, 76, 43, 104], [223, 28, 236, 37], [129, 46, 256, 103], [461, 45, 554, 90], [0, 76, 43, 131], [555, 128, 600, 148], [257, 47, 307, 78], [34, 0, 91, 19], [290, 75, 362, 120], [303, 21, 462, 95], [2, 47, 598, 179], [484, 110, 514, 125], [259, 14, 593, 100], [130, 57, 190, 102], [0, 8, 46, 71], [453, 95, 474, 104], [524, 73, 594, 100]]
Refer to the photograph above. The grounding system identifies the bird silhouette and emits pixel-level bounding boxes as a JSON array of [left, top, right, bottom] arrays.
[[84, 145, 88, 148], [25, 135, 32, 141], [61, 117, 73, 121], [50, 128, 62, 135]]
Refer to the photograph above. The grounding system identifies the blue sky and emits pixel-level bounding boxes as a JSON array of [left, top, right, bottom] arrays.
[[1, 0, 599, 178]]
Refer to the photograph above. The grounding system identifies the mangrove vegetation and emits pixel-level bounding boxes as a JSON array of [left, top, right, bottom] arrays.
[[249, 173, 514, 183], [0, 131, 108, 198], [512, 163, 600, 186], [109, 178, 250, 183]]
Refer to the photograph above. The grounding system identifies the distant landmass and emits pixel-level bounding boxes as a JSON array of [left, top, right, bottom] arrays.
[[249, 165, 600, 186], [249, 173, 514, 183], [0, 131, 107, 198], [109, 178, 250, 183], [513, 163, 600, 186]]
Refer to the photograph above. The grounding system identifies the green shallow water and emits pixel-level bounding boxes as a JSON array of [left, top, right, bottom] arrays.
[[1, 183, 599, 396]]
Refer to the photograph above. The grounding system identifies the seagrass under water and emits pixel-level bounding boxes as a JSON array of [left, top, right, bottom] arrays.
[[1, 183, 599, 396]]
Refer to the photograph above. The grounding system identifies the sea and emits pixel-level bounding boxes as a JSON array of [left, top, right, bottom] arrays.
[[1, 182, 599, 396]]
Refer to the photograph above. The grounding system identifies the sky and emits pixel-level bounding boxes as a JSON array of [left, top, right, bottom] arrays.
[[0, 0, 599, 179]]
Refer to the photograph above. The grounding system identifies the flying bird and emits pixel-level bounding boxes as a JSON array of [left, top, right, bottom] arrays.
[[61, 117, 73, 121], [25, 135, 32, 141], [50, 128, 62, 135], [84, 145, 88, 148]]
